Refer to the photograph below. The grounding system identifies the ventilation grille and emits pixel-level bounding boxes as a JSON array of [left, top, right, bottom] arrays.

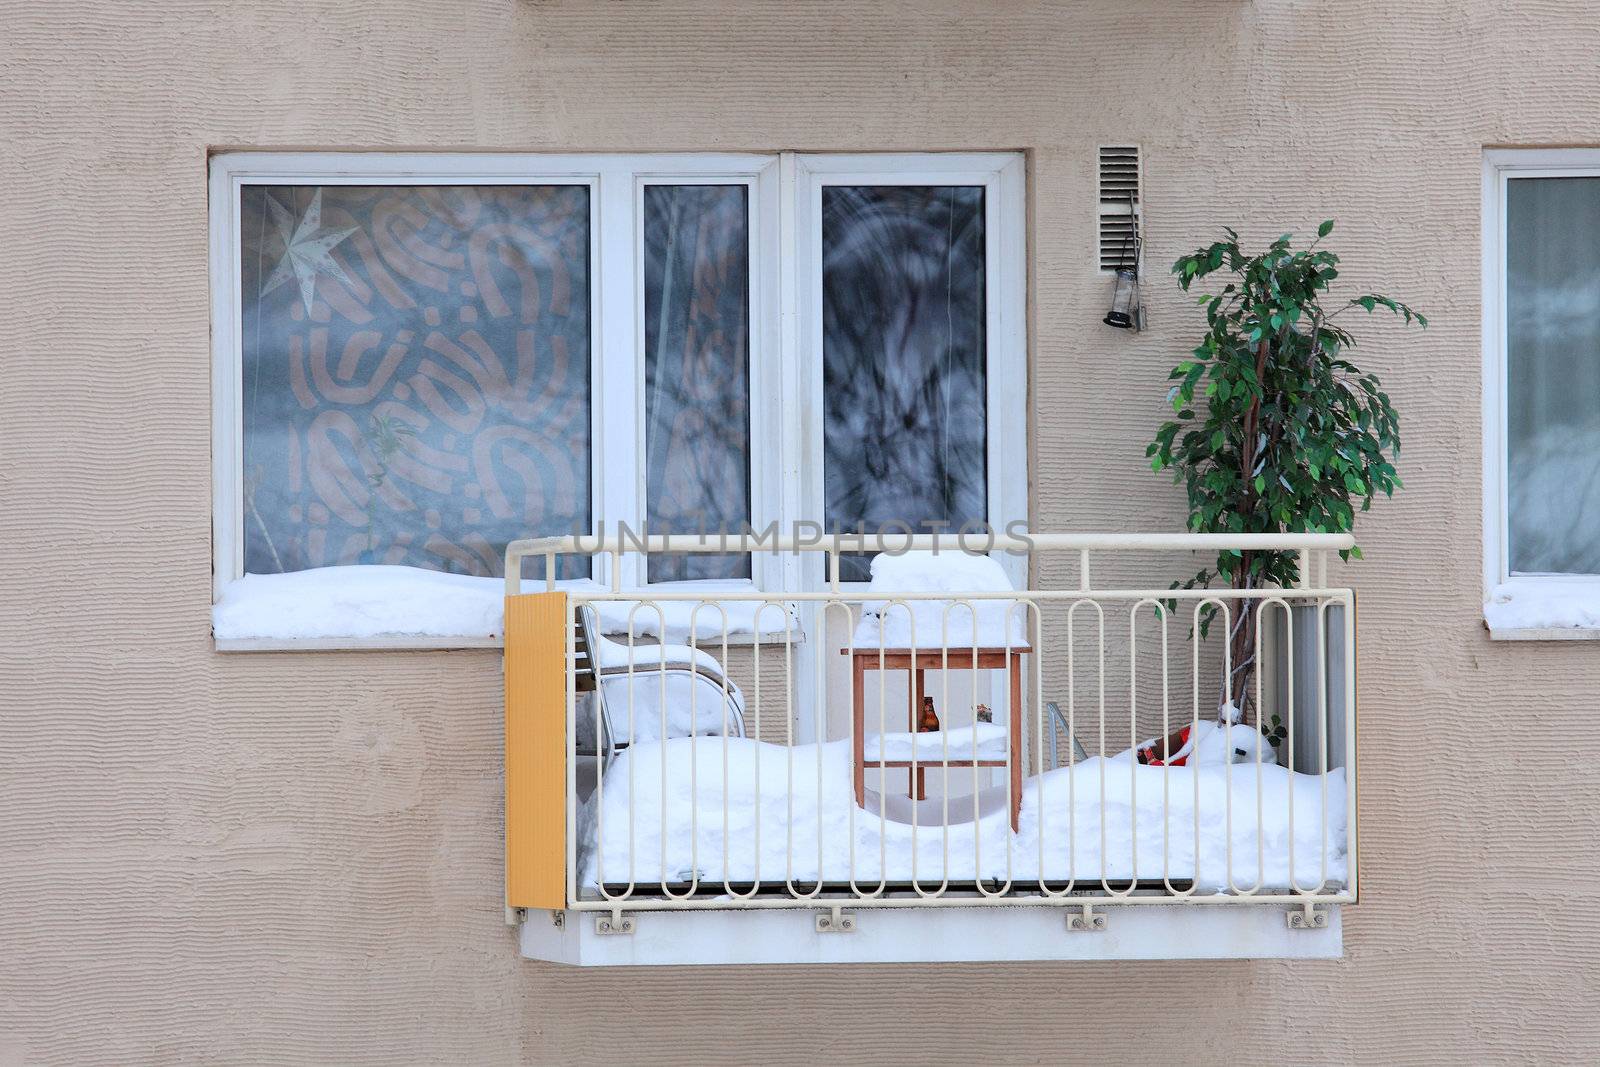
[[1098, 145, 1142, 272]]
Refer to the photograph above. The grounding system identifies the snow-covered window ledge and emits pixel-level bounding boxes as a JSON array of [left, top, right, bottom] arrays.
[[1484, 578, 1600, 641], [212, 566, 802, 652]]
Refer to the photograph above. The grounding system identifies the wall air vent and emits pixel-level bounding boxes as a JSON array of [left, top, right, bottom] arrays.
[[1098, 145, 1142, 272]]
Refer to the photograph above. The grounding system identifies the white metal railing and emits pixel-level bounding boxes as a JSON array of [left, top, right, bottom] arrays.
[[506, 532, 1357, 922]]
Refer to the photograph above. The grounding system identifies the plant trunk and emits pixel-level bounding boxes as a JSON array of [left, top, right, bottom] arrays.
[[1228, 340, 1271, 726], [1225, 571, 1257, 721]]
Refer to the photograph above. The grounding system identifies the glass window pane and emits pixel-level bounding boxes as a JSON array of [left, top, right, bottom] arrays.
[[240, 184, 591, 579], [1506, 177, 1600, 574], [643, 184, 752, 582], [822, 185, 987, 581]]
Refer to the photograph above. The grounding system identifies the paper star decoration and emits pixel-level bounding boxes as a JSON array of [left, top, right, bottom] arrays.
[[261, 189, 358, 314]]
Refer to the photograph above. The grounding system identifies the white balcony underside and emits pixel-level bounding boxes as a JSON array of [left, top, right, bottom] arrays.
[[519, 904, 1342, 966]]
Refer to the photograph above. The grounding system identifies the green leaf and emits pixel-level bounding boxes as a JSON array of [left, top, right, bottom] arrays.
[[1318, 219, 1334, 238]]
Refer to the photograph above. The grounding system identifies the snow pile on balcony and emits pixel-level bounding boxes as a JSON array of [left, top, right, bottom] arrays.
[[852, 551, 1028, 650], [583, 629, 747, 747], [589, 582, 799, 643], [585, 623, 733, 676], [578, 737, 1347, 891], [212, 565, 795, 643], [1484, 581, 1600, 634]]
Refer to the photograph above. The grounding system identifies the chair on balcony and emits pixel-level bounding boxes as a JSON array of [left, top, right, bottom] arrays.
[[573, 603, 747, 768]]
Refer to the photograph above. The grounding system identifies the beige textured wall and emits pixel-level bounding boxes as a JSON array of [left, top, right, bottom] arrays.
[[3, 0, 1597, 1063]]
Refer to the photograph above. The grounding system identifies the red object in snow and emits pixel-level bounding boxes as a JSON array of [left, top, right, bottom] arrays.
[[1136, 725, 1194, 766]]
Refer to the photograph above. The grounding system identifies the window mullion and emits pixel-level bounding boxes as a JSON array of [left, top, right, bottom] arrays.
[[752, 157, 790, 593], [597, 164, 643, 589], [992, 155, 1029, 588]]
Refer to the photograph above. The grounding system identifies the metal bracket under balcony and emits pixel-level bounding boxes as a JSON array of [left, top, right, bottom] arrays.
[[520, 904, 1342, 966]]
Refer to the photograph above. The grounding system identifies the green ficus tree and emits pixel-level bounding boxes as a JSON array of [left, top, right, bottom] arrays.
[[1148, 221, 1425, 718]]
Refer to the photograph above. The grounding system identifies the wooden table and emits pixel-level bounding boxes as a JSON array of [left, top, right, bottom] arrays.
[[845, 646, 1027, 832]]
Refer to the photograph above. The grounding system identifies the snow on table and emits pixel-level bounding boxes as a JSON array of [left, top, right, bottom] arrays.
[[852, 550, 1029, 650], [578, 737, 1348, 892], [861, 723, 1010, 762]]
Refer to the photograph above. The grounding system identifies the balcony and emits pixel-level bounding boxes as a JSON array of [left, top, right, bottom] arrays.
[[504, 532, 1356, 966]]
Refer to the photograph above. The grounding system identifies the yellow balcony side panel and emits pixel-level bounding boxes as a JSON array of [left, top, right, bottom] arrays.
[[505, 591, 567, 911]]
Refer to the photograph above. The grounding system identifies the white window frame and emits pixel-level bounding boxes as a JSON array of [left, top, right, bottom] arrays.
[[623, 166, 783, 592], [791, 153, 1030, 592], [209, 151, 1027, 644], [1482, 147, 1600, 636]]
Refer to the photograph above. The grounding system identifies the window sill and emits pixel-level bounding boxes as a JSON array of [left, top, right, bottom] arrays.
[[214, 634, 504, 653], [211, 565, 803, 653], [213, 631, 802, 654], [1487, 627, 1600, 642], [1484, 578, 1600, 641]]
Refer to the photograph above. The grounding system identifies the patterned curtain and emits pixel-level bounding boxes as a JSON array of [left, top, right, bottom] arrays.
[[240, 184, 591, 579]]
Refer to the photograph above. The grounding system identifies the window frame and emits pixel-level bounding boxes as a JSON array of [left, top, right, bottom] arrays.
[[210, 151, 779, 601], [792, 152, 1029, 591], [209, 151, 1026, 641], [630, 170, 779, 590], [1481, 149, 1600, 640], [1482, 150, 1600, 609]]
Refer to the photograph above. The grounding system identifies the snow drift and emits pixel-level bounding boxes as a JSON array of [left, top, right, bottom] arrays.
[[579, 737, 1348, 893]]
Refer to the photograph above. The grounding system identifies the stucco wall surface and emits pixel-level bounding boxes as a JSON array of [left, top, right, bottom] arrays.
[[2, 0, 1597, 1063]]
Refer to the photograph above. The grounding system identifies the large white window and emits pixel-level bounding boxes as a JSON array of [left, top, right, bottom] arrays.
[[1483, 149, 1600, 635], [209, 152, 1026, 640]]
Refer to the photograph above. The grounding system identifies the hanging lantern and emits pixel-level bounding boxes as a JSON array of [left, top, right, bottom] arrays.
[[1103, 190, 1143, 331], [1103, 266, 1141, 330]]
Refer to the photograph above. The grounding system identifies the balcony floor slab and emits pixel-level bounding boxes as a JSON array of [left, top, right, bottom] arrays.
[[519, 902, 1342, 966]]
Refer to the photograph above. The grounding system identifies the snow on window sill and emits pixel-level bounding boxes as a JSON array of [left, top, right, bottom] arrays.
[[211, 565, 802, 653], [1484, 578, 1600, 641]]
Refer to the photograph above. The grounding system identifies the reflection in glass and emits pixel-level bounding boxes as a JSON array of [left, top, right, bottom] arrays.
[[822, 185, 988, 581], [643, 185, 752, 582], [240, 184, 592, 578], [1507, 177, 1600, 573]]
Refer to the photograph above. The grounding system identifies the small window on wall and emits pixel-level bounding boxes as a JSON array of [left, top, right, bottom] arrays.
[[1484, 149, 1600, 636], [211, 152, 1024, 646]]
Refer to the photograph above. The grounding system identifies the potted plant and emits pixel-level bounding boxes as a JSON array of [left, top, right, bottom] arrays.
[[1147, 221, 1425, 733]]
